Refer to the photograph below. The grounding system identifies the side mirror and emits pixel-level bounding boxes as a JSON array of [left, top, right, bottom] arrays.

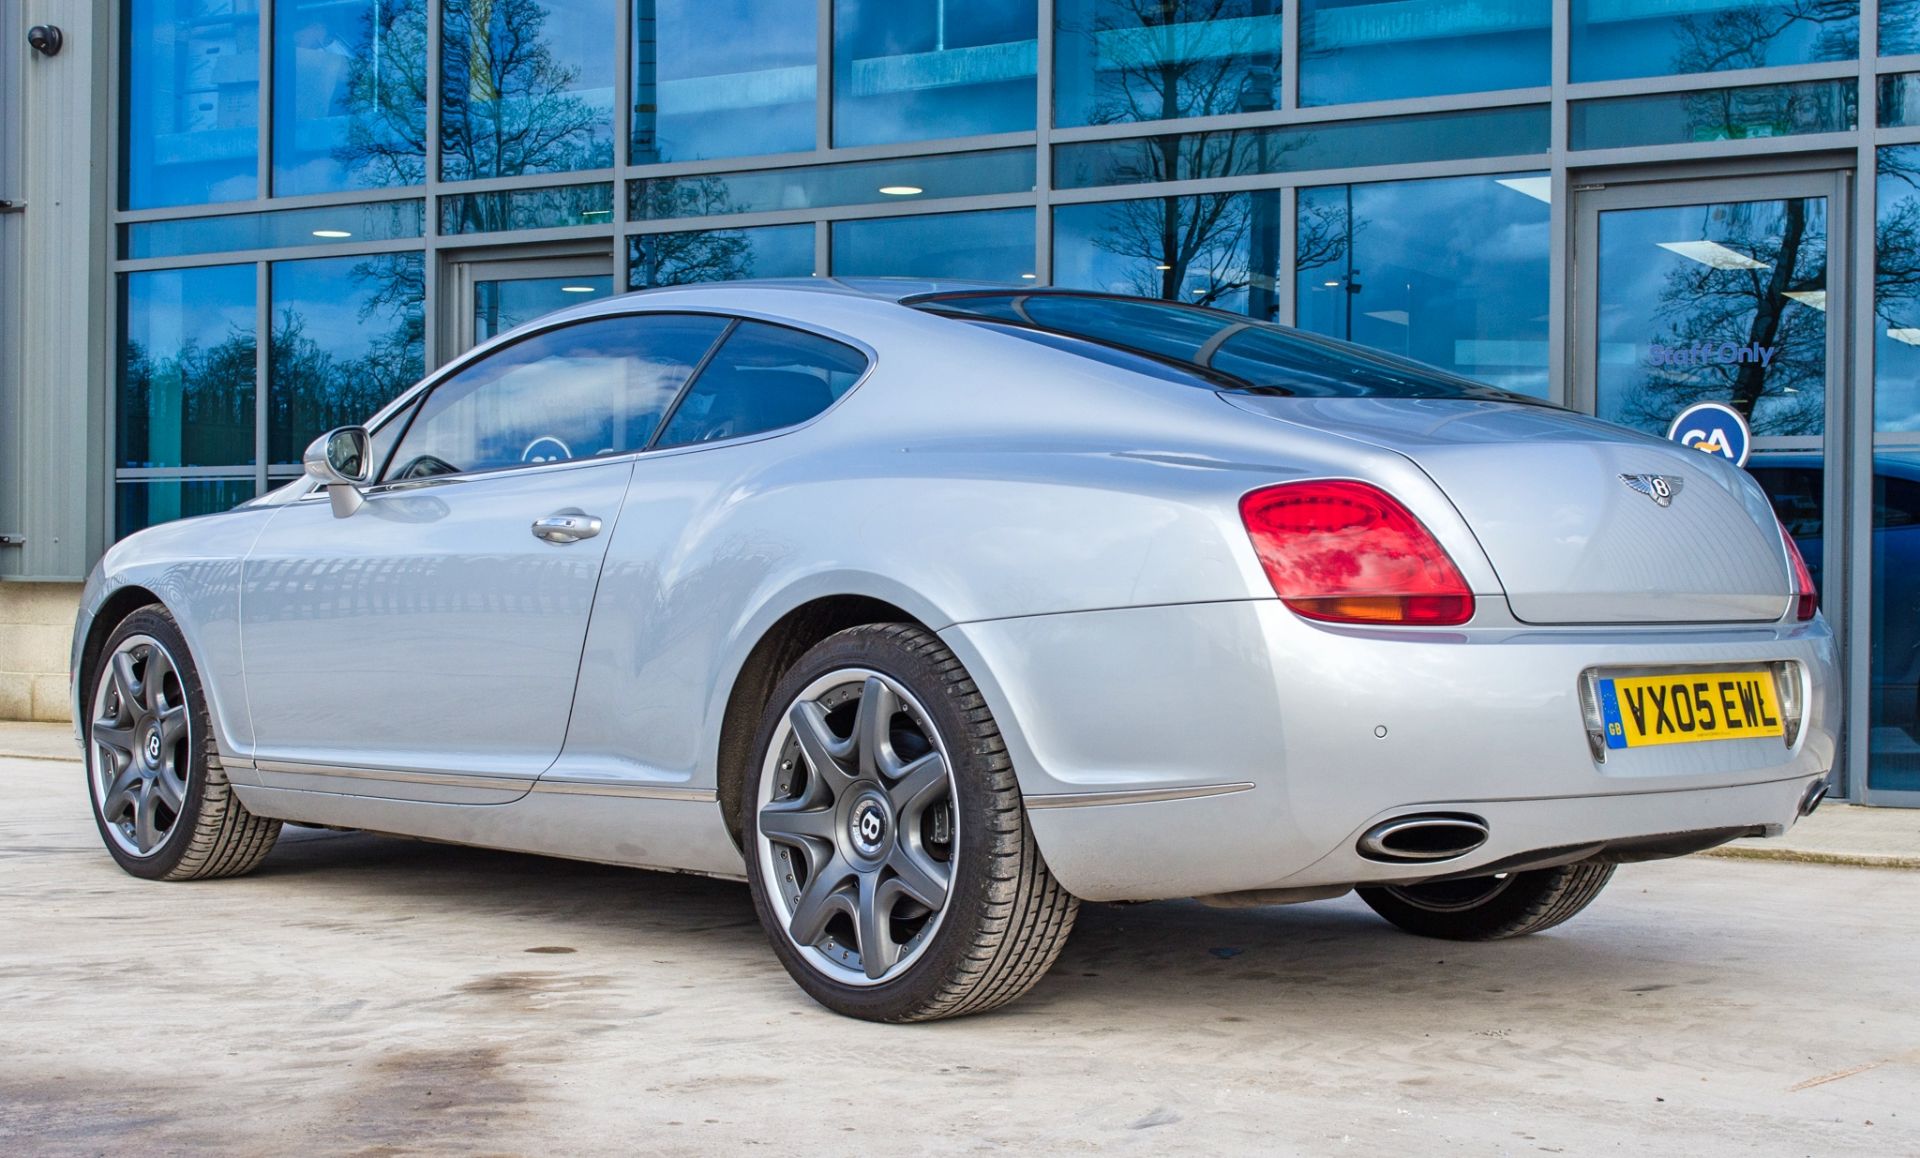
[[303, 426, 372, 518]]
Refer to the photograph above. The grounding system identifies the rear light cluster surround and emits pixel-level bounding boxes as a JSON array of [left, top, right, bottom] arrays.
[[1777, 520, 1818, 621], [1238, 479, 1475, 627]]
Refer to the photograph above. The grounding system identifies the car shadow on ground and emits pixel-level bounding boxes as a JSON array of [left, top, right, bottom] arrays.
[[248, 825, 1703, 1025]]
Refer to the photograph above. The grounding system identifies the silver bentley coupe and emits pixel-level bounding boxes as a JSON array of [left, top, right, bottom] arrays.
[[72, 280, 1836, 1022]]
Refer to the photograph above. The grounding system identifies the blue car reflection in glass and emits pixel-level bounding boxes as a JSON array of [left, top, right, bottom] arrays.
[[1749, 452, 1920, 793]]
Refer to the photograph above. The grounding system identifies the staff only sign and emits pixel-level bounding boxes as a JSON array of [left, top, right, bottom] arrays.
[[1666, 400, 1753, 468]]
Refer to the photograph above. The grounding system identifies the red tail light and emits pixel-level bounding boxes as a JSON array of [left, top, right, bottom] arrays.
[[1239, 480, 1474, 626], [1779, 520, 1817, 621]]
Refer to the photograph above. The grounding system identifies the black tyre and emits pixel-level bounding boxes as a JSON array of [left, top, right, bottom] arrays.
[[84, 604, 281, 881], [742, 623, 1078, 1022], [1357, 863, 1616, 941]]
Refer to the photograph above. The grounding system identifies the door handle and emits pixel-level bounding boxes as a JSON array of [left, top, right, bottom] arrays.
[[531, 512, 603, 544]]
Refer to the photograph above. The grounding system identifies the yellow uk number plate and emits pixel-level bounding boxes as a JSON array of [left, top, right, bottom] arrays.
[[1596, 670, 1784, 750]]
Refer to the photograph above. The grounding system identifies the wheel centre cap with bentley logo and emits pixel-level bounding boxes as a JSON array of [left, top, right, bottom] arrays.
[[1619, 473, 1683, 507], [143, 726, 164, 766], [848, 793, 889, 857]]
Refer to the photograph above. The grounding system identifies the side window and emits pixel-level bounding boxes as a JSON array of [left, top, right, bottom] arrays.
[[654, 322, 867, 448], [383, 313, 729, 480]]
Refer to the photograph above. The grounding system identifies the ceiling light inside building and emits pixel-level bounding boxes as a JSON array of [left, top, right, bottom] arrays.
[[560, 285, 597, 293], [1020, 273, 1036, 279], [1365, 310, 1410, 326], [1783, 290, 1827, 311], [1890, 327, 1920, 346], [1154, 264, 1172, 270], [311, 229, 352, 239], [1495, 176, 1551, 204], [1656, 240, 1770, 270], [877, 185, 923, 196]]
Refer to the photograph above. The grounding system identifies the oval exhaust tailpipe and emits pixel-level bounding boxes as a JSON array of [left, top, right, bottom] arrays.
[[1357, 814, 1490, 863]]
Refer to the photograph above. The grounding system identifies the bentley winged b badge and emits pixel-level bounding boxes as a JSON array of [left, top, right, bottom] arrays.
[[1619, 473, 1683, 507]]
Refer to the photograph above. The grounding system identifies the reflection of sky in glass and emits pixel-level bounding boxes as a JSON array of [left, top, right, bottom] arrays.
[[634, 0, 816, 161], [270, 254, 425, 462], [1882, 0, 1920, 55], [124, 0, 260, 208], [121, 266, 257, 469], [831, 210, 1035, 281], [117, 479, 257, 539], [474, 275, 615, 343], [1299, 0, 1549, 106], [1570, 0, 1859, 83], [1296, 173, 1551, 397], [1595, 199, 1827, 438], [834, 0, 1038, 147], [1877, 147, 1920, 433]]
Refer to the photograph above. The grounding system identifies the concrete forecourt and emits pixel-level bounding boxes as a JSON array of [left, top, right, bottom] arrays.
[[2, 741, 1914, 1155]]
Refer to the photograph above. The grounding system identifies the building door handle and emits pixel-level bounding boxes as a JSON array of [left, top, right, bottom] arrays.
[[531, 511, 602, 544]]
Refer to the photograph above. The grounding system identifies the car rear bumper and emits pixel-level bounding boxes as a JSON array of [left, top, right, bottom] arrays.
[[941, 599, 1837, 902]]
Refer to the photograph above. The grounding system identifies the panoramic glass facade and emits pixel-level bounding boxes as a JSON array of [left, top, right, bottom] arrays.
[[105, 0, 1920, 800]]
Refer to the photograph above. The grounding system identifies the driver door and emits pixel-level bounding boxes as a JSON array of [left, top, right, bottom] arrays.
[[239, 311, 731, 800]]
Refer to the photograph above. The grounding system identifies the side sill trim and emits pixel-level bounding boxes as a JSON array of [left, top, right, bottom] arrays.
[[530, 780, 718, 803], [255, 760, 531, 793], [1022, 782, 1255, 809]]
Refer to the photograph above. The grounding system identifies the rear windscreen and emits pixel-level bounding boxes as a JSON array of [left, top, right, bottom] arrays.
[[909, 291, 1547, 404]]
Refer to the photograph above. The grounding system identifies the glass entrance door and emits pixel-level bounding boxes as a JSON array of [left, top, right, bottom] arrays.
[[1573, 170, 1858, 793], [447, 253, 615, 354]]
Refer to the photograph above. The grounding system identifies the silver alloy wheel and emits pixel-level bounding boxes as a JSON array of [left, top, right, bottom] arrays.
[[1384, 873, 1515, 912], [88, 633, 191, 858], [755, 668, 958, 986]]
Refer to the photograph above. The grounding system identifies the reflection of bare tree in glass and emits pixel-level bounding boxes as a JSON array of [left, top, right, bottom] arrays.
[[268, 254, 426, 461], [1082, 0, 1283, 312], [1620, 202, 1827, 436], [439, 0, 612, 185], [1877, 149, 1920, 340], [121, 334, 258, 468], [1669, 0, 1857, 73], [335, 0, 430, 187], [627, 177, 755, 288]]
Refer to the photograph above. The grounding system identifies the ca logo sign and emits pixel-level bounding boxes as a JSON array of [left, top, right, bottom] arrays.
[[1666, 401, 1752, 468]]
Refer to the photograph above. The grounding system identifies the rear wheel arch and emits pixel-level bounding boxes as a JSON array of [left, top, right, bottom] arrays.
[[716, 595, 928, 849]]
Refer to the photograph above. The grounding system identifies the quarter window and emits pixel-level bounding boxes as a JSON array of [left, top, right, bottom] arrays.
[[383, 313, 728, 480], [655, 322, 867, 447]]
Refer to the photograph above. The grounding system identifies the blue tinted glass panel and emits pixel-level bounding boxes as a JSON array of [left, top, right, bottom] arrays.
[[269, 254, 425, 463], [1570, 0, 1857, 83], [1570, 82, 1857, 150], [656, 322, 868, 447], [1866, 451, 1920, 792], [440, 0, 616, 180], [473, 276, 615, 343], [1887, 1, 1920, 55], [123, 201, 425, 259], [834, 0, 1038, 147], [1294, 173, 1550, 397], [633, 0, 816, 162], [1882, 75, 1920, 129], [273, 0, 428, 195], [629, 224, 814, 288], [440, 184, 615, 233], [1300, 0, 1549, 106], [1053, 0, 1283, 128], [1052, 193, 1281, 319], [116, 479, 257, 539], [1878, 147, 1920, 432], [1594, 197, 1828, 438], [629, 150, 1035, 220], [1053, 105, 1549, 189], [124, 0, 260, 208], [831, 210, 1036, 280], [120, 266, 257, 469]]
